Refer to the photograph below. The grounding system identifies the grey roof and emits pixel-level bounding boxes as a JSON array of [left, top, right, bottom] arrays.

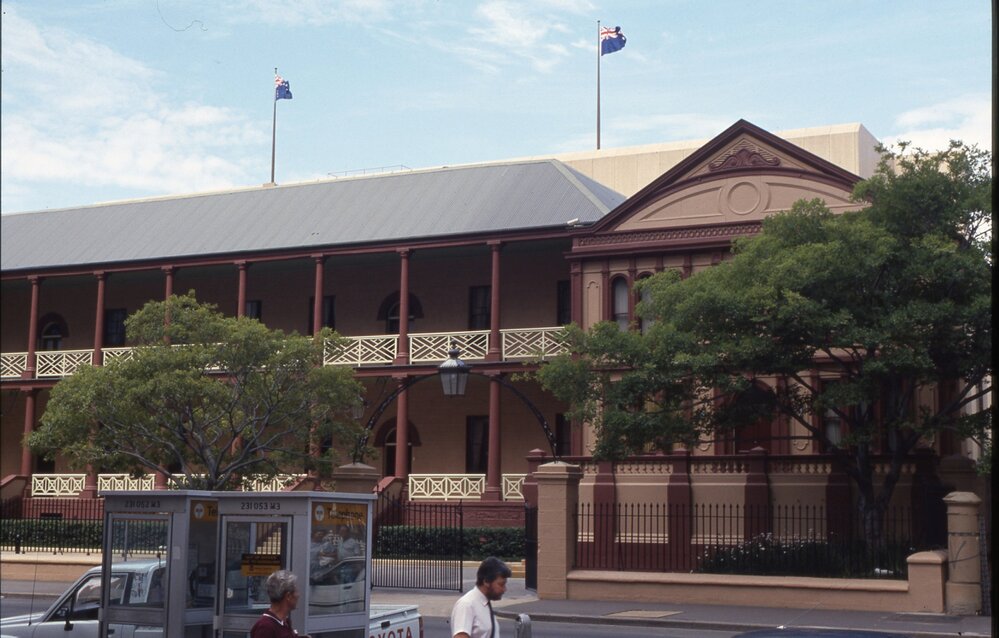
[[1, 159, 625, 273]]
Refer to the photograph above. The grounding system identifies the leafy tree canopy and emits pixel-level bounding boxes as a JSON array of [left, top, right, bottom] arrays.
[[31, 292, 364, 490], [536, 142, 991, 521]]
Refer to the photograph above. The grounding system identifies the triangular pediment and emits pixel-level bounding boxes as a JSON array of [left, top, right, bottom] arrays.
[[584, 120, 865, 239]]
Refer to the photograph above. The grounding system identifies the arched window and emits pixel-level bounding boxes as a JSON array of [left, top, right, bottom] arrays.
[[376, 293, 424, 334], [37, 313, 68, 351], [636, 273, 655, 334], [611, 277, 630, 332]]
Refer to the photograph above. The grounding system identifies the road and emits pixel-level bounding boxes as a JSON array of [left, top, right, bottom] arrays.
[[422, 615, 740, 637], [1, 595, 744, 638]]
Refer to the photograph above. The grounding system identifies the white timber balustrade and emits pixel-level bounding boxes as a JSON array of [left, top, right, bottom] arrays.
[[31, 474, 86, 497], [1, 352, 28, 379], [98, 473, 156, 492], [2, 327, 569, 379], [35, 349, 94, 377], [408, 474, 486, 500], [324, 335, 397, 365], [409, 331, 490, 363], [502, 474, 527, 501], [501, 327, 569, 359]]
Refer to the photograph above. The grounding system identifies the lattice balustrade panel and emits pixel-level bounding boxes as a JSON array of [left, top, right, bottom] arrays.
[[35, 350, 94, 378], [325, 336, 396, 365], [408, 474, 485, 500], [102, 347, 135, 363], [98, 474, 155, 491], [32, 474, 86, 497], [502, 474, 526, 501], [409, 331, 489, 363], [243, 474, 304, 491], [1, 352, 27, 379], [501, 327, 569, 360]]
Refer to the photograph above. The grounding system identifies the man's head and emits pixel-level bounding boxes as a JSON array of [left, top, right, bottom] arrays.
[[265, 570, 300, 609], [475, 556, 511, 601]]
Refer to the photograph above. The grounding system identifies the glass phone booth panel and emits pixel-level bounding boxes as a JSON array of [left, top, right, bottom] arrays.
[[220, 517, 291, 637], [103, 514, 170, 637]]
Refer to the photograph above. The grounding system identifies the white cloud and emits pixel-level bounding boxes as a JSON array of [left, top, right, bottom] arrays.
[[882, 94, 992, 152], [1, 7, 266, 212], [221, 0, 395, 26]]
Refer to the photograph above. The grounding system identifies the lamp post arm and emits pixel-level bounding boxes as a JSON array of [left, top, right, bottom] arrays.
[[352, 370, 560, 463], [488, 373, 559, 460]]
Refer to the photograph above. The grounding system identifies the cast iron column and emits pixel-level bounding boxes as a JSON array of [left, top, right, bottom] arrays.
[[19, 388, 37, 477], [92, 272, 106, 366], [394, 249, 411, 365], [394, 377, 410, 481], [23, 276, 40, 379], [236, 261, 248, 317], [483, 373, 503, 501], [487, 241, 503, 361], [312, 255, 326, 335]]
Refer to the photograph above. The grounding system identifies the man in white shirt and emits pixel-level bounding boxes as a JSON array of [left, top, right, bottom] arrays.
[[450, 557, 512, 638]]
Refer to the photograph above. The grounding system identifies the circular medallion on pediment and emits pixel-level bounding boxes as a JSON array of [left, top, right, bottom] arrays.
[[720, 179, 770, 216]]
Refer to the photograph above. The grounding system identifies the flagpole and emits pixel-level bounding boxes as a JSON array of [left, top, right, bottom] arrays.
[[270, 67, 278, 184], [596, 20, 601, 150]]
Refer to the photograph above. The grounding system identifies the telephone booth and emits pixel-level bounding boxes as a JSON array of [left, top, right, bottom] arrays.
[[100, 490, 375, 638]]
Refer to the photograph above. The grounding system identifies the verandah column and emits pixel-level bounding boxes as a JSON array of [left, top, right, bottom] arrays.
[[91, 272, 106, 366], [82, 271, 108, 498], [23, 276, 40, 379], [482, 373, 503, 501], [155, 266, 175, 489], [394, 249, 411, 365], [393, 376, 410, 482], [236, 261, 248, 317], [19, 388, 37, 477], [312, 255, 326, 335], [486, 241, 503, 361]]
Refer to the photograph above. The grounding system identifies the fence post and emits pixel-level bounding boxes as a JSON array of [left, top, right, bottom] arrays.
[[592, 460, 616, 569], [942, 491, 981, 615], [535, 461, 582, 600], [666, 451, 692, 570], [743, 447, 770, 539]]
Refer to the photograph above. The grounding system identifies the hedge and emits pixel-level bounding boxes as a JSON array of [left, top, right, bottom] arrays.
[[374, 525, 524, 561]]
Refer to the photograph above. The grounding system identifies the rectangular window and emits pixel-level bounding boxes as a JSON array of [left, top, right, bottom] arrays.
[[104, 308, 127, 347], [468, 286, 491, 330], [465, 416, 489, 474], [245, 300, 262, 320], [307, 296, 336, 333], [556, 280, 571, 326]]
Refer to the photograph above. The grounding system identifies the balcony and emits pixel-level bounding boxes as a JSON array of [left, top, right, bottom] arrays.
[[1, 326, 568, 379]]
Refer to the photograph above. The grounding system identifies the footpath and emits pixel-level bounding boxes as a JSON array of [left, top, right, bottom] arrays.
[[1, 553, 992, 637]]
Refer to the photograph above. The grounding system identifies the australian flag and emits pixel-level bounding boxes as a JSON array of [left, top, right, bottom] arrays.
[[600, 26, 626, 55], [275, 74, 293, 101]]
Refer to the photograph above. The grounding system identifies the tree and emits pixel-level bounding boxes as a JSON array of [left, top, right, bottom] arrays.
[[536, 142, 992, 545], [30, 292, 364, 490]]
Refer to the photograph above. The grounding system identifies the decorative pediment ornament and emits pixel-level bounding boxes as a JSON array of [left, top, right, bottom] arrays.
[[708, 140, 781, 172]]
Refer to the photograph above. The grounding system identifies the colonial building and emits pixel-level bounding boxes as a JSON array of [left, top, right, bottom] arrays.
[[2, 120, 980, 522]]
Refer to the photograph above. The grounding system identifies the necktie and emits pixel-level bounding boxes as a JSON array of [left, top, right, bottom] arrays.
[[487, 600, 495, 637]]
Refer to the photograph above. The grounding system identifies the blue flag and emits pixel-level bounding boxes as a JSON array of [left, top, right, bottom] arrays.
[[275, 74, 293, 101], [600, 26, 626, 55]]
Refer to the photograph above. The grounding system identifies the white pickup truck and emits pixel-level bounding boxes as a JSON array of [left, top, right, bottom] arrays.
[[1, 560, 422, 638]]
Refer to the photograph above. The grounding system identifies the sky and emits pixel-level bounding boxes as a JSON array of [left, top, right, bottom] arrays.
[[0, 1, 992, 215]]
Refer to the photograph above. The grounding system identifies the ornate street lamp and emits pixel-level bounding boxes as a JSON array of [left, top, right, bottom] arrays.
[[438, 347, 470, 397]]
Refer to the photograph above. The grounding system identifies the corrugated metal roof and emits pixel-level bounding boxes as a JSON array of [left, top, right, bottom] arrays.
[[1, 159, 625, 272]]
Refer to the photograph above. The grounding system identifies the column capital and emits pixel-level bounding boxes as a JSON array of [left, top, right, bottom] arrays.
[[161, 265, 176, 275], [397, 247, 412, 258], [27, 275, 41, 285], [487, 240, 504, 249], [311, 254, 327, 263], [235, 260, 249, 270], [94, 270, 106, 280]]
